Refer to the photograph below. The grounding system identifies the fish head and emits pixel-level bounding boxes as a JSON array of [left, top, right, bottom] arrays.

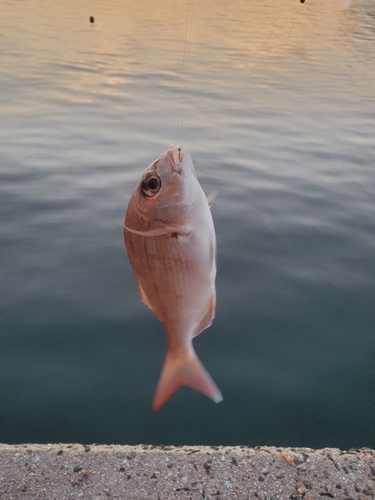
[[127, 146, 199, 226]]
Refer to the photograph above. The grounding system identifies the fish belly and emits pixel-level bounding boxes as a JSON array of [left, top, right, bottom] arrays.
[[125, 222, 215, 347]]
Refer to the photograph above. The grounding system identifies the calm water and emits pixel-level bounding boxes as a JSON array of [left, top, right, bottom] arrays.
[[1, 0, 375, 449]]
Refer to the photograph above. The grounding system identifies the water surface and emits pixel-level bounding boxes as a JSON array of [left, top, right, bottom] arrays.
[[1, 0, 375, 448]]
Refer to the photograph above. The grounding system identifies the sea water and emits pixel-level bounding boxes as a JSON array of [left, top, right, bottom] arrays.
[[1, 0, 374, 447]]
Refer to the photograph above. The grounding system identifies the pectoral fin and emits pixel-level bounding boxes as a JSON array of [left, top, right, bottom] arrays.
[[124, 224, 191, 237], [206, 190, 218, 207]]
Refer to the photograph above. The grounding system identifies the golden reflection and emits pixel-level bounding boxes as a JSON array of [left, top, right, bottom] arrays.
[[339, 0, 352, 9], [1, 0, 371, 103]]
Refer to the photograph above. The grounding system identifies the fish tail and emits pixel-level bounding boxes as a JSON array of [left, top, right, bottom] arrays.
[[152, 346, 223, 411]]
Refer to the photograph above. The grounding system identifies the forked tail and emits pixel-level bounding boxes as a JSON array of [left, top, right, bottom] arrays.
[[152, 346, 223, 411]]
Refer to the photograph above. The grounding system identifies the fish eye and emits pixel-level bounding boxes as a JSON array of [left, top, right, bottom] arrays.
[[141, 174, 161, 197], [147, 178, 159, 190]]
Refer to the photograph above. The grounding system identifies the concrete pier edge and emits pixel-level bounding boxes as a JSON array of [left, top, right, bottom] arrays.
[[0, 444, 374, 499]]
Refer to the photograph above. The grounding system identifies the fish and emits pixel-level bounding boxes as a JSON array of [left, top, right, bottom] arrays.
[[124, 146, 223, 411]]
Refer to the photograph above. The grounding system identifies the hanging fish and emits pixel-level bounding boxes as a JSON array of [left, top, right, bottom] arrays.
[[124, 146, 223, 411]]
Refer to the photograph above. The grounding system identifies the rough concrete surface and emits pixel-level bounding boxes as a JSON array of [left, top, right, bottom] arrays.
[[0, 444, 374, 500]]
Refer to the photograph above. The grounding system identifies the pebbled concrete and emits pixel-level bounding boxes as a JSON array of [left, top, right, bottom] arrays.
[[0, 444, 374, 499]]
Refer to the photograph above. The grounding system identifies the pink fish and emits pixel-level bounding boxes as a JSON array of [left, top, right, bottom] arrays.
[[124, 146, 223, 411]]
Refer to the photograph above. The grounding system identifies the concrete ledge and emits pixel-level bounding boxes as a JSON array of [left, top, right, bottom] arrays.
[[0, 444, 374, 499]]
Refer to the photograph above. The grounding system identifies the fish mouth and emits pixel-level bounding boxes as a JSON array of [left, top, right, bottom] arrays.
[[168, 146, 183, 174]]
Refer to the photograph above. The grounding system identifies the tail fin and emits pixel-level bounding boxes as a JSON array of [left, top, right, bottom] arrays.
[[152, 347, 223, 411]]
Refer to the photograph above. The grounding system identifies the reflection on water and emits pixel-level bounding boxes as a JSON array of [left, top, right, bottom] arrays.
[[0, 0, 374, 448]]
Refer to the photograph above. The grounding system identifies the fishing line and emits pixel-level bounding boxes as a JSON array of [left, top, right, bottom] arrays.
[[177, 0, 195, 145], [275, 2, 303, 65], [175, 0, 302, 146]]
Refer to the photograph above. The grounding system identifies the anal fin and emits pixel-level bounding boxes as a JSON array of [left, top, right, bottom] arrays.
[[193, 293, 216, 338]]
